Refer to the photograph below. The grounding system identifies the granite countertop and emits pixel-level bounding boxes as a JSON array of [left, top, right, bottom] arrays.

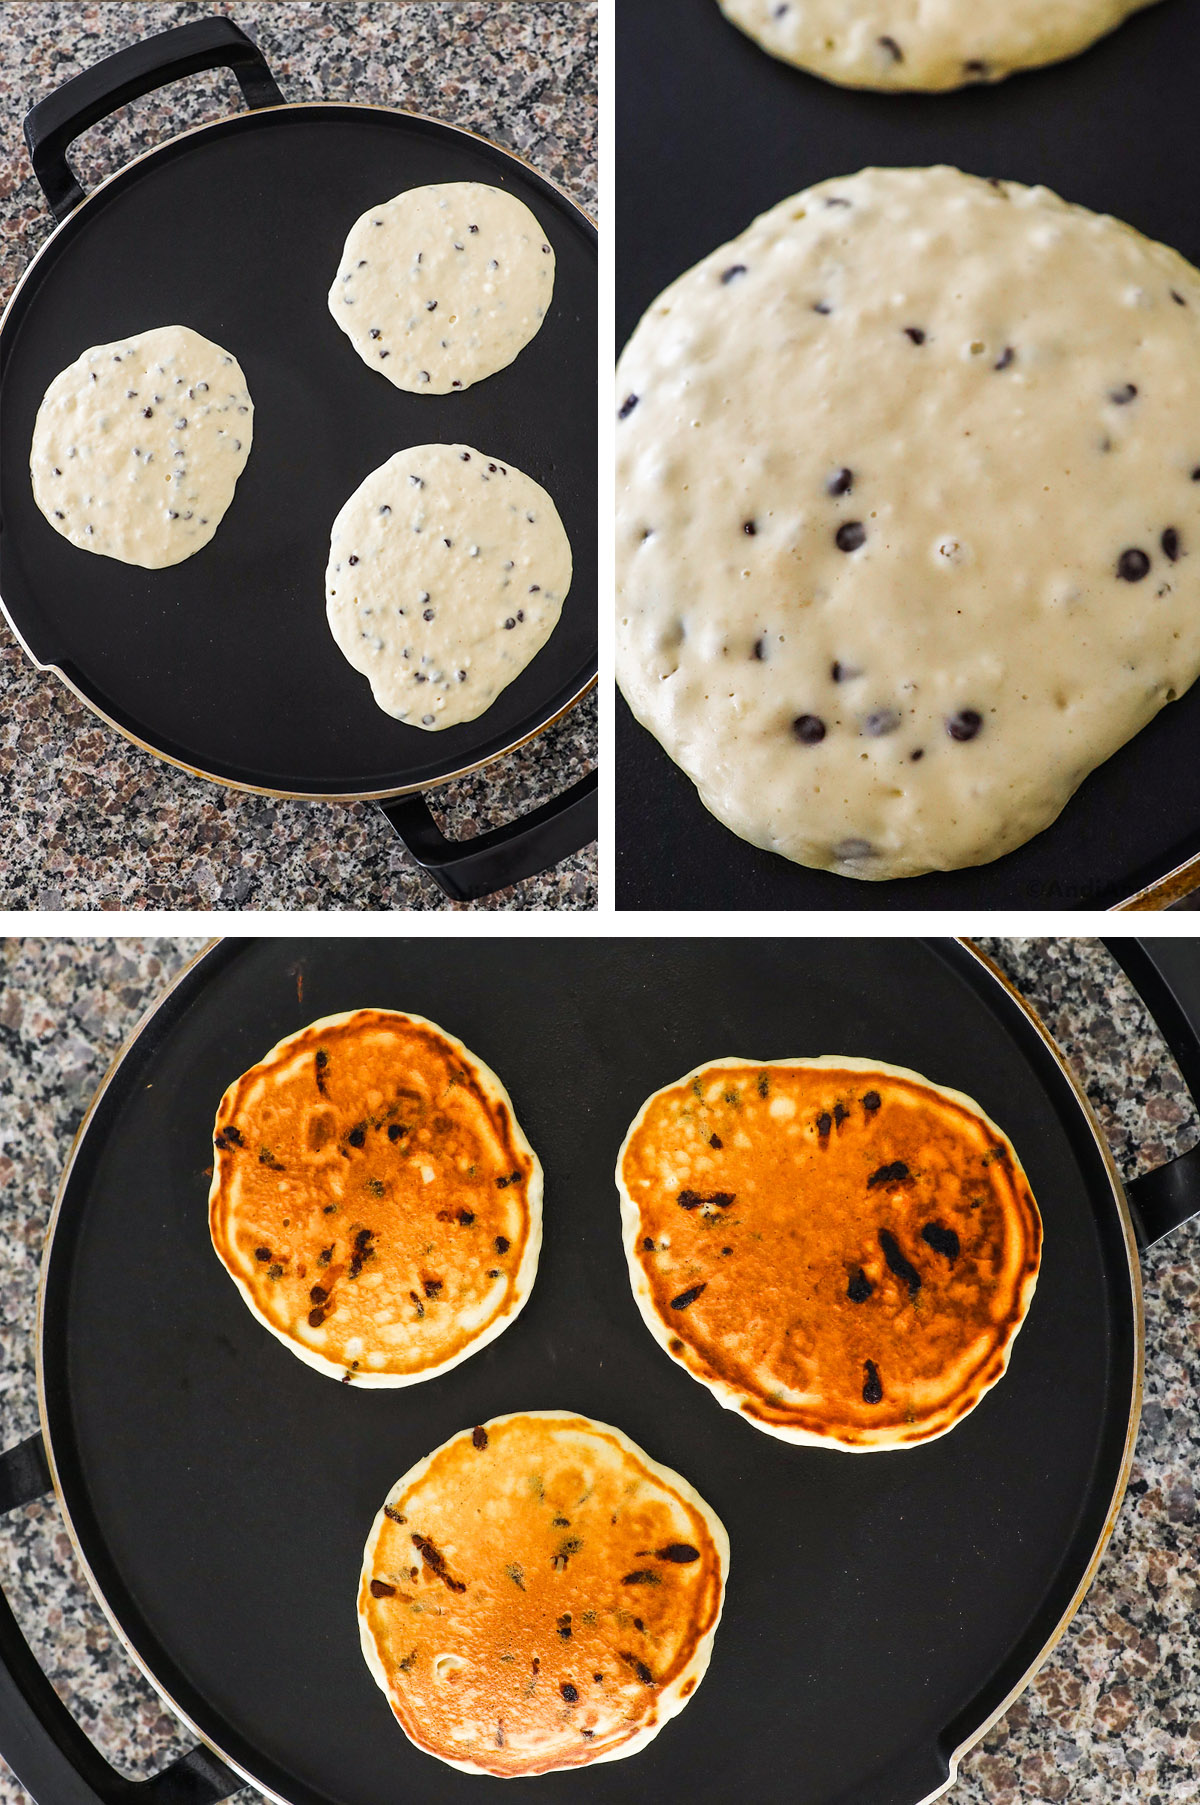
[[1, 936, 1197, 1805], [0, 3, 596, 912]]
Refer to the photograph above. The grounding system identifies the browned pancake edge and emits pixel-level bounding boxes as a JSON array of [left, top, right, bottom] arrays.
[[618, 1056, 1042, 1450], [209, 1009, 542, 1386]]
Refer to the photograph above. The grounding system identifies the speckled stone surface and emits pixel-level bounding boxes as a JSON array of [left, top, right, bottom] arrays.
[[0, 4, 596, 912], [1, 936, 1198, 1805]]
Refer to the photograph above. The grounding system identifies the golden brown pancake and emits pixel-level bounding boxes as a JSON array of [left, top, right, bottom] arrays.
[[358, 1411, 728, 1775], [618, 1057, 1042, 1449], [209, 1010, 541, 1385]]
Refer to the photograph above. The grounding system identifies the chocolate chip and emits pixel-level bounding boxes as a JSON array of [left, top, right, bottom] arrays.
[[721, 264, 748, 284], [1162, 528, 1181, 562], [1118, 548, 1151, 582], [863, 1360, 884, 1405], [813, 300, 833, 315], [309, 1285, 327, 1305], [868, 1161, 910, 1189], [141, 407, 153, 417], [947, 709, 983, 741], [836, 521, 866, 552], [710, 1133, 723, 1148], [670, 1283, 707, 1310], [864, 708, 900, 736], [743, 519, 757, 535], [964, 58, 990, 77], [677, 1189, 734, 1209], [921, 1222, 960, 1262], [878, 33, 903, 60], [655, 1543, 700, 1562], [1110, 383, 1138, 405], [827, 467, 853, 496], [994, 346, 1015, 371], [878, 1228, 921, 1295], [793, 714, 826, 744], [254, 1247, 271, 1262], [753, 636, 767, 661], [618, 394, 639, 419], [643, 1236, 655, 1251], [848, 1268, 874, 1303], [308, 1307, 327, 1327], [904, 326, 926, 345], [369, 1580, 396, 1598]]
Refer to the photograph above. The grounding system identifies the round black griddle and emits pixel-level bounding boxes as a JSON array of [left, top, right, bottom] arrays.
[[616, 0, 1200, 911], [3, 935, 1197, 1805], [0, 20, 597, 900]]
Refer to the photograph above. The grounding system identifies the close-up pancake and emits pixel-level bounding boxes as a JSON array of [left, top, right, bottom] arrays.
[[715, 0, 1162, 91], [617, 1056, 1042, 1449], [209, 1009, 541, 1385], [358, 1411, 728, 1776], [616, 166, 1200, 880]]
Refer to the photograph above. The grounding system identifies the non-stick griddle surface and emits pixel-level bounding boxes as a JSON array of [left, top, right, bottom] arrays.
[[42, 939, 1135, 1805], [0, 107, 595, 794], [616, 0, 1198, 909]]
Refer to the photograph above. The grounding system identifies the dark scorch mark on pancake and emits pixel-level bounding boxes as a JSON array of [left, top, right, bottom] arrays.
[[878, 1229, 921, 1296], [671, 1283, 707, 1310], [847, 1267, 874, 1303], [678, 1190, 734, 1210], [922, 1222, 961, 1262], [314, 1049, 329, 1094], [867, 1161, 910, 1189], [862, 1360, 884, 1404], [412, 1533, 466, 1593]]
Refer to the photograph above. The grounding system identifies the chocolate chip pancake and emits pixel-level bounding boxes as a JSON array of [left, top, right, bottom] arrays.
[[209, 1010, 541, 1385], [358, 1412, 728, 1775], [617, 1057, 1041, 1449], [616, 166, 1200, 879], [716, 0, 1161, 92]]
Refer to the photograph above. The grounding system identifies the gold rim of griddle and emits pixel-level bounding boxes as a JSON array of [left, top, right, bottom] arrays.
[[0, 100, 597, 803]]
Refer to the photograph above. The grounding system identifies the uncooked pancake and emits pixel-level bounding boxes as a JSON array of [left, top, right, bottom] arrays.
[[328, 182, 555, 394], [617, 1057, 1042, 1449], [326, 444, 572, 728], [616, 166, 1200, 879], [716, 0, 1160, 90], [30, 325, 252, 568], [358, 1411, 728, 1775], [209, 1010, 541, 1385]]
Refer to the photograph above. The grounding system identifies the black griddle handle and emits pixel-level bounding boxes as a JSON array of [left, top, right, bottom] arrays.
[[24, 18, 284, 222], [0, 1433, 240, 1805], [1104, 937, 1200, 1249], [379, 766, 598, 902]]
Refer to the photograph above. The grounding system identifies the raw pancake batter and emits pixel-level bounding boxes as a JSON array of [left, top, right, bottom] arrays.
[[615, 166, 1200, 879], [30, 325, 253, 568], [716, 0, 1162, 91], [329, 182, 555, 394], [327, 443, 572, 729]]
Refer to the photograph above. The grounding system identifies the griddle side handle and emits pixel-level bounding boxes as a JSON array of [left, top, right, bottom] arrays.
[[1104, 936, 1200, 1248], [379, 767, 598, 902], [0, 1435, 239, 1805], [24, 18, 284, 223]]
